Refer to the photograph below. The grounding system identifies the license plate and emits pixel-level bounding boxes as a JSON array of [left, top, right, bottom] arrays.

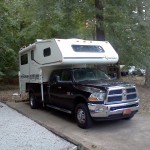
[[123, 109, 132, 115]]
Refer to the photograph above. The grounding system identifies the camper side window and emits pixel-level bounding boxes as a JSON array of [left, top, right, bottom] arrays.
[[43, 47, 51, 57], [21, 54, 28, 65], [31, 50, 34, 60]]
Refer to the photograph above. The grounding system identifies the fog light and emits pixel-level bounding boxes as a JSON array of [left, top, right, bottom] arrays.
[[95, 105, 107, 112]]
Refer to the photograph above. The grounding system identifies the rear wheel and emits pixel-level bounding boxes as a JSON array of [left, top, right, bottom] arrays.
[[75, 103, 93, 129], [29, 93, 38, 109]]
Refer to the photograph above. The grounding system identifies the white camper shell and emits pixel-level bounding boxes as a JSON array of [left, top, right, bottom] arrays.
[[19, 38, 119, 94]]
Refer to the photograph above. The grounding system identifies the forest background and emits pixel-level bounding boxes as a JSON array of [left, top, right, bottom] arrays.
[[0, 0, 150, 85]]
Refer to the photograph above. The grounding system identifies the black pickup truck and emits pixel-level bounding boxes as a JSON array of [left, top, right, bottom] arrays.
[[28, 68, 139, 129]]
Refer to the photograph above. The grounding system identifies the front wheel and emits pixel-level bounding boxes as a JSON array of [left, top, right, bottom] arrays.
[[29, 93, 38, 109], [75, 103, 93, 129]]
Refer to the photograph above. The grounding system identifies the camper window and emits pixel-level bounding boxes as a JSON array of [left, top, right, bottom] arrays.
[[72, 45, 105, 53], [31, 50, 34, 60], [43, 47, 51, 57], [21, 54, 28, 65]]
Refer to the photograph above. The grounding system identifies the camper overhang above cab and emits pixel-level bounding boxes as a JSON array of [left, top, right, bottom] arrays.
[[55, 39, 119, 65]]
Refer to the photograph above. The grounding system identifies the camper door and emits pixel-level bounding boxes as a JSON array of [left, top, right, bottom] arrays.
[[19, 52, 30, 92]]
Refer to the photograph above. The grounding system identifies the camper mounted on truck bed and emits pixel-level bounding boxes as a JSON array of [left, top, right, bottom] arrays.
[[19, 38, 140, 129]]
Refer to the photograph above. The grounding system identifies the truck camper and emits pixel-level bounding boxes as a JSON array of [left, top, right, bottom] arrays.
[[19, 39, 139, 128]]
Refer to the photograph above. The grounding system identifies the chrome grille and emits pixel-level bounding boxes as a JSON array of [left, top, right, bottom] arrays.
[[107, 87, 137, 103], [108, 96, 122, 102], [127, 94, 137, 100], [109, 89, 122, 95]]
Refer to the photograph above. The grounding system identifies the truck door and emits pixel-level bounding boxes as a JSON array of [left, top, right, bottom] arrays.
[[49, 70, 74, 109], [49, 70, 61, 105]]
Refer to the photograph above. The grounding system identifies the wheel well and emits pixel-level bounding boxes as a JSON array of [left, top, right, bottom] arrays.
[[26, 83, 41, 93], [73, 96, 87, 113], [29, 91, 33, 96], [27, 83, 42, 102]]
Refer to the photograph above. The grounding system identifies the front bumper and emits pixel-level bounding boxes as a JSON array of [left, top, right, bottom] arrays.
[[88, 99, 139, 119]]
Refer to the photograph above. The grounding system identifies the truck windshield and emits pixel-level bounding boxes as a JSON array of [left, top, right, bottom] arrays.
[[73, 69, 110, 82]]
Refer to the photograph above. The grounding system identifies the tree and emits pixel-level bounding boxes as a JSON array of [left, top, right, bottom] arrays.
[[95, 0, 105, 40], [0, 1, 18, 78]]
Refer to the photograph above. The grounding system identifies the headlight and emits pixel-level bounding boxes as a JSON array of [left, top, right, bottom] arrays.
[[88, 92, 106, 101]]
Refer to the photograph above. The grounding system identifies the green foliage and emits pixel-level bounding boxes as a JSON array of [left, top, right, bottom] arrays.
[[0, 47, 18, 77], [104, 0, 150, 68], [0, 0, 150, 79]]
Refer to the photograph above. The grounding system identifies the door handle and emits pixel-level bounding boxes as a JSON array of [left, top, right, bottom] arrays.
[[58, 86, 61, 89]]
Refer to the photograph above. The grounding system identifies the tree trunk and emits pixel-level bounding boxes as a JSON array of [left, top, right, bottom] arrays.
[[145, 69, 150, 88], [95, 0, 105, 41]]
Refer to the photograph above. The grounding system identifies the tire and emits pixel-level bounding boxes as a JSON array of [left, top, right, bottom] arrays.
[[29, 93, 38, 109], [75, 103, 93, 129]]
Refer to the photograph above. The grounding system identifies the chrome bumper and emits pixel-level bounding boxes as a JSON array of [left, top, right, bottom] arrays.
[[88, 99, 139, 118]]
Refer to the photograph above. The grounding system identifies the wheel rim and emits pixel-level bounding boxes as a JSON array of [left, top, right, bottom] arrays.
[[77, 108, 86, 124], [30, 96, 34, 106]]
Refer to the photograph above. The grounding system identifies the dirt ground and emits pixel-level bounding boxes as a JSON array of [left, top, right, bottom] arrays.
[[0, 76, 150, 114]]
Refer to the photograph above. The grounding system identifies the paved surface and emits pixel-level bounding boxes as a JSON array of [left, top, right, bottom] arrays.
[[6, 101, 150, 150], [0, 102, 76, 150]]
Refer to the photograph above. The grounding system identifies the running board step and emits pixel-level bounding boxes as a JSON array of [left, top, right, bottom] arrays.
[[46, 105, 72, 114]]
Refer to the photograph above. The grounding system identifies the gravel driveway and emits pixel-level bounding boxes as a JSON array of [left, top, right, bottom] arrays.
[[0, 102, 76, 150]]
